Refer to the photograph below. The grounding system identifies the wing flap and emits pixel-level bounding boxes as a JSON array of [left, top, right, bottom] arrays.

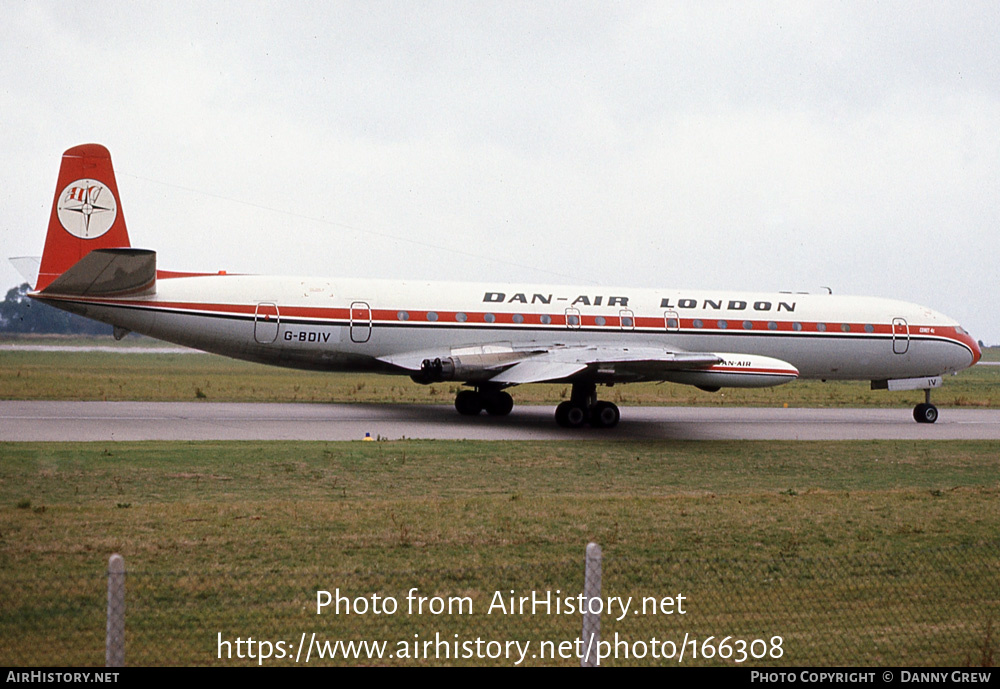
[[489, 360, 589, 384], [498, 346, 722, 383], [487, 346, 724, 384]]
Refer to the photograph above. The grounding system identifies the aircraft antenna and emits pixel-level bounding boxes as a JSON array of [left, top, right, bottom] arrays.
[[122, 172, 599, 285]]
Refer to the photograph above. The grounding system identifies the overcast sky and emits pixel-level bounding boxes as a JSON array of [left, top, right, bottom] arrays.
[[2, 1, 998, 342]]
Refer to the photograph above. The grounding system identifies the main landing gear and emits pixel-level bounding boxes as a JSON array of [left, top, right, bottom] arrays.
[[554, 383, 620, 429], [452, 382, 620, 429], [454, 385, 514, 417], [913, 388, 938, 424]]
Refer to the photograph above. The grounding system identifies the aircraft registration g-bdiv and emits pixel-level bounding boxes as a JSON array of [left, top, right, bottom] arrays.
[[28, 144, 981, 428]]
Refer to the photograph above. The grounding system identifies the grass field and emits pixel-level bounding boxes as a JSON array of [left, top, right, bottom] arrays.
[[2, 440, 998, 666], [2, 337, 999, 408], [2, 337, 997, 666]]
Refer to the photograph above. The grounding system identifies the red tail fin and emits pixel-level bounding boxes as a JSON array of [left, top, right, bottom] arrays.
[[36, 144, 131, 291]]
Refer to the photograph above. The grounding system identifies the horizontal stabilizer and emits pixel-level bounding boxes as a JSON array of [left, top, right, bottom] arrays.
[[39, 248, 156, 298]]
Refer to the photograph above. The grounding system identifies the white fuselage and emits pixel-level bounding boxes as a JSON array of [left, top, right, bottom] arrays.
[[44, 273, 979, 384]]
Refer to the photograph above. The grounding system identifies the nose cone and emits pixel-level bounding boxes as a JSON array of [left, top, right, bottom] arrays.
[[969, 334, 982, 366], [953, 326, 981, 369]]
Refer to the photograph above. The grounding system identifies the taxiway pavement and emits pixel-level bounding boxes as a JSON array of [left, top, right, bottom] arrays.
[[3, 401, 1000, 441]]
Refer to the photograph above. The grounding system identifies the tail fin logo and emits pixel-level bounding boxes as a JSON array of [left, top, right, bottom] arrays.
[[57, 179, 118, 239]]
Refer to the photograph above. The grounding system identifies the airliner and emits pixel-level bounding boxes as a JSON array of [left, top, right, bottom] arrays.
[[28, 144, 981, 428]]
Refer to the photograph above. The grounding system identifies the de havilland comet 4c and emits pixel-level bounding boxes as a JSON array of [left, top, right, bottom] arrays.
[[29, 144, 981, 428]]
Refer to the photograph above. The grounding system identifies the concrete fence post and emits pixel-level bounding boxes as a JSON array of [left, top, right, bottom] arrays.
[[581, 542, 602, 667], [106, 554, 125, 667]]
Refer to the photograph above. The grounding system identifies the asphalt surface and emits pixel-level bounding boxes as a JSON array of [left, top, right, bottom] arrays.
[[3, 401, 1000, 441]]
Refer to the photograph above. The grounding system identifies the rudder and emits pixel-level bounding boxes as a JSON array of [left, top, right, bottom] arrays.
[[36, 144, 131, 290]]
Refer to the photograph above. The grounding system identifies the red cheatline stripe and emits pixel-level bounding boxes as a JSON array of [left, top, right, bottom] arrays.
[[707, 367, 799, 376], [32, 294, 973, 348]]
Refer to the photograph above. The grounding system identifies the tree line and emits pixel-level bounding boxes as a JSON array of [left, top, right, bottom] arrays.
[[0, 283, 111, 335]]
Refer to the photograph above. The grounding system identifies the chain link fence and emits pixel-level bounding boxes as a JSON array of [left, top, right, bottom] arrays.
[[3, 541, 997, 666]]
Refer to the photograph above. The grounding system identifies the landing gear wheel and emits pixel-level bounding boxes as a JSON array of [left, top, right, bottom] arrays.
[[555, 401, 588, 428], [913, 402, 938, 424], [590, 401, 620, 429], [483, 391, 514, 416], [555, 401, 569, 427], [455, 390, 483, 416]]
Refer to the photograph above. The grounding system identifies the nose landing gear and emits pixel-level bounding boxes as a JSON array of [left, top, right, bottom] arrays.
[[913, 388, 938, 424], [872, 377, 943, 424]]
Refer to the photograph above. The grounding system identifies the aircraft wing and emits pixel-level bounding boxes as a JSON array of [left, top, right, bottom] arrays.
[[379, 342, 797, 389], [378, 343, 725, 385], [487, 346, 722, 384]]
